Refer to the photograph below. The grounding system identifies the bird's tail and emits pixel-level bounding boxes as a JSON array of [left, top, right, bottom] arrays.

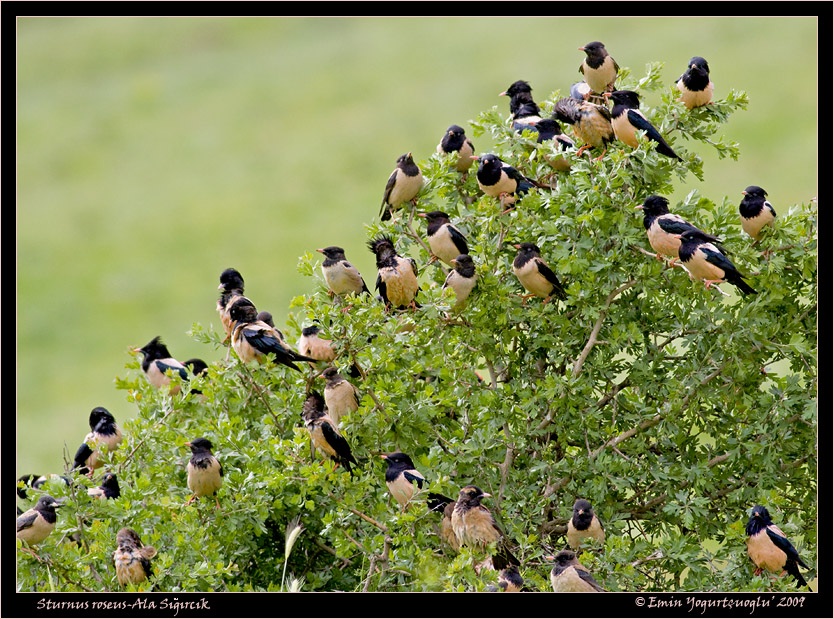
[[786, 562, 809, 589], [730, 275, 757, 296], [655, 142, 682, 161]]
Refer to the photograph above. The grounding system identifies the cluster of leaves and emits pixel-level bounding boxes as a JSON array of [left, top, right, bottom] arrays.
[[17, 63, 816, 594]]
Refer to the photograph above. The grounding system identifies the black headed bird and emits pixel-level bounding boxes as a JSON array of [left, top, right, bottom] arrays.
[[526, 118, 575, 172], [579, 41, 619, 96], [608, 90, 682, 161], [184, 358, 208, 378], [368, 235, 420, 310], [451, 485, 519, 569], [320, 365, 360, 428], [297, 324, 337, 364], [676, 56, 714, 110], [88, 471, 121, 500], [185, 437, 223, 508], [552, 96, 614, 159], [418, 210, 469, 266], [217, 267, 247, 341], [316, 246, 370, 298], [18, 474, 71, 504], [301, 391, 357, 475], [739, 185, 777, 241], [256, 311, 275, 327], [550, 549, 605, 592], [474, 154, 539, 208], [442, 254, 477, 311], [134, 336, 190, 393], [636, 195, 722, 266], [487, 565, 524, 592], [73, 406, 123, 476], [228, 297, 316, 370], [17, 495, 62, 555], [380, 152, 423, 221], [427, 493, 460, 552], [437, 124, 475, 173], [677, 229, 757, 296], [113, 527, 157, 588], [567, 499, 605, 550], [746, 505, 810, 590], [500, 80, 542, 125], [512, 242, 567, 304], [380, 452, 430, 511]]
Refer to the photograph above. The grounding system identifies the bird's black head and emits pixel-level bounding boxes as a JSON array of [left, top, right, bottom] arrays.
[[580, 41, 606, 56], [397, 152, 414, 167], [742, 185, 768, 198], [187, 437, 214, 454], [136, 336, 172, 361], [302, 391, 327, 422], [688, 56, 710, 74], [746, 505, 775, 535], [101, 472, 121, 493], [89, 406, 116, 430], [381, 451, 415, 469], [609, 90, 640, 108], [534, 118, 563, 135], [317, 246, 346, 260], [477, 153, 503, 171], [184, 358, 209, 376], [35, 495, 62, 512], [301, 325, 322, 337], [514, 242, 541, 256], [446, 124, 466, 136], [419, 211, 450, 225], [553, 549, 577, 567], [368, 235, 396, 258], [452, 253, 474, 268], [218, 268, 245, 293], [321, 366, 340, 381], [637, 195, 671, 217], [573, 498, 594, 515], [457, 485, 489, 507], [228, 297, 258, 323], [501, 80, 533, 97]]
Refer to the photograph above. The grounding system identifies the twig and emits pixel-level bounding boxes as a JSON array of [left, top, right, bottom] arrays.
[[572, 279, 637, 376]]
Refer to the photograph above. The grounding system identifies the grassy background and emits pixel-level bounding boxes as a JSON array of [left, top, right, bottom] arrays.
[[16, 16, 818, 480]]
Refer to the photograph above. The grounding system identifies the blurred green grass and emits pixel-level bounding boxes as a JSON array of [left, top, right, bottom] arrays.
[[16, 16, 817, 479]]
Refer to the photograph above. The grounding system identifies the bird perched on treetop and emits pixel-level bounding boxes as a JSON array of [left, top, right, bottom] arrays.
[[367, 235, 420, 310], [552, 96, 614, 160], [185, 437, 223, 508], [451, 485, 519, 570], [73, 406, 123, 476], [676, 56, 714, 110], [228, 297, 316, 370], [418, 210, 469, 266], [320, 365, 360, 428], [301, 390, 358, 475], [437, 124, 475, 173], [442, 254, 477, 311], [607, 90, 682, 160], [567, 499, 605, 550], [134, 337, 191, 393], [636, 195, 722, 267], [473, 153, 540, 209], [380, 152, 423, 221], [17, 495, 62, 556], [113, 527, 157, 588], [746, 505, 810, 590], [317, 246, 371, 299], [578, 41, 619, 97], [739, 185, 777, 241], [88, 471, 121, 500], [550, 549, 605, 592], [217, 267, 247, 342], [512, 242, 567, 304], [297, 324, 337, 364], [500, 80, 542, 126], [676, 229, 757, 296]]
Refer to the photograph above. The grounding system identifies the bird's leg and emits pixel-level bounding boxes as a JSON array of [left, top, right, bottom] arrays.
[[704, 281, 730, 297], [427, 254, 439, 265], [18, 546, 41, 560], [575, 145, 590, 158], [214, 498, 221, 509], [185, 495, 197, 506], [592, 148, 607, 162], [541, 296, 552, 305]]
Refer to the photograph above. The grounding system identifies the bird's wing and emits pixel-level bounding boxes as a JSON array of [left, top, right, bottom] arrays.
[[73, 442, 94, 469], [448, 226, 469, 255], [17, 510, 38, 533], [402, 470, 425, 489], [407, 257, 419, 279], [698, 244, 738, 276], [657, 215, 706, 237], [625, 109, 666, 143], [765, 524, 807, 567], [765, 201, 777, 218], [375, 272, 389, 305], [576, 567, 606, 591], [534, 258, 567, 299], [321, 422, 355, 464], [381, 169, 398, 211], [153, 360, 188, 381]]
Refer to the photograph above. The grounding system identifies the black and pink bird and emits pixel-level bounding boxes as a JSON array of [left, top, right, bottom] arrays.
[[512, 242, 567, 304], [578, 41, 619, 96], [608, 90, 681, 160], [380, 152, 423, 222], [676, 229, 756, 296], [676, 56, 714, 110], [418, 210, 469, 266], [739, 185, 777, 240], [636, 195, 722, 266], [368, 235, 420, 310], [500, 80, 542, 126], [437, 124, 475, 173], [746, 505, 810, 590]]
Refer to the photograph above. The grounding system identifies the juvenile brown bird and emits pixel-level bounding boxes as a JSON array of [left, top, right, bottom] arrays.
[[320, 366, 360, 428], [316, 246, 370, 298], [512, 242, 567, 304], [739, 185, 777, 240], [368, 235, 420, 310], [88, 471, 121, 500], [578, 41, 619, 96], [552, 97, 614, 159], [746, 505, 810, 590], [437, 124, 475, 173], [73, 407, 123, 476], [451, 485, 519, 569], [442, 254, 477, 311], [134, 336, 190, 393], [550, 549, 605, 592], [17, 495, 62, 554], [380, 152, 423, 221], [217, 267, 247, 341], [185, 437, 223, 508], [297, 324, 337, 364], [301, 391, 358, 475], [418, 210, 469, 266], [676, 56, 714, 110], [567, 499, 605, 550], [113, 527, 157, 588]]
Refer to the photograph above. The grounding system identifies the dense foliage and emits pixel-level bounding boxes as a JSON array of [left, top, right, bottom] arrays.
[[17, 62, 817, 594]]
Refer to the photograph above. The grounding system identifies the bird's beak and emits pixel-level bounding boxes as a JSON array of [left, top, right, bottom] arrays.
[[499, 90, 507, 97], [132, 347, 142, 354], [379, 454, 388, 460], [577, 509, 585, 515], [217, 283, 224, 291], [513, 243, 521, 249], [417, 213, 426, 218], [470, 155, 479, 161], [634, 204, 644, 210], [673, 234, 682, 239], [742, 191, 748, 196], [451, 258, 458, 266], [578, 46, 585, 51], [481, 492, 492, 498], [316, 248, 324, 254], [185, 441, 192, 448], [544, 554, 555, 561]]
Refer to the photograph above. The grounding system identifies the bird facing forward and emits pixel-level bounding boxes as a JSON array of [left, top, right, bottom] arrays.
[[185, 437, 223, 508], [608, 90, 682, 160], [567, 499, 605, 550], [636, 195, 721, 266], [500, 80, 542, 125], [316, 246, 370, 298], [512, 242, 567, 304], [418, 210, 469, 266], [550, 549, 605, 592], [380, 152, 423, 221], [473, 154, 539, 208], [320, 365, 360, 428], [367, 235, 420, 310], [73, 406, 123, 476], [380, 452, 429, 511], [676, 229, 757, 296], [134, 336, 190, 393], [442, 254, 477, 311], [578, 41, 619, 96], [113, 527, 157, 588], [301, 391, 358, 475], [88, 471, 121, 500], [17, 495, 62, 553], [437, 124, 475, 173], [676, 56, 714, 110], [746, 505, 810, 589], [451, 485, 519, 569], [739, 185, 777, 241]]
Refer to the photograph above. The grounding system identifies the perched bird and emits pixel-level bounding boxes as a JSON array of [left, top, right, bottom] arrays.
[[301, 391, 358, 475], [217, 267, 247, 341], [512, 242, 567, 304], [437, 124, 475, 173], [746, 505, 810, 589], [473, 153, 539, 208], [636, 195, 722, 266], [88, 471, 121, 500], [380, 152, 423, 221], [525, 118, 575, 172], [550, 549, 605, 592], [676, 56, 714, 110], [316, 246, 370, 298], [185, 437, 223, 508], [113, 527, 157, 588], [739, 185, 777, 240], [608, 90, 682, 161], [73, 406, 123, 475], [552, 97, 614, 159], [380, 452, 430, 511], [451, 485, 519, 569], [17, 495, 62, 553], [228, 297, 316, 370], [134, 336, 189, 393], [487, 565, 524, 592], [256, 310, 275, 327], [677, 229, 757, 296], [427, 493, 459, 551], [183, 358, 208, 378], [418, 210, 469, 266], [320, 365, 360, 427], [442, 254, 477, 311], [567, 499, 605, 550], [297, 324, 337, 364], [578, 41, 619, 96], [499, 80, 542, 125], [569, 81, 593, 102], [367, 235, 420, 310]]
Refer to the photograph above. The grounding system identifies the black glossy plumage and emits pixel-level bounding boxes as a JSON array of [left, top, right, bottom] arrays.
[[677, 229, 757, 295], [608, 90, 681, 160]]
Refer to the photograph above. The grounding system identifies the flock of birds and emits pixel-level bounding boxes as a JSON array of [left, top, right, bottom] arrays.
[[17, 41, 802, 593]]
